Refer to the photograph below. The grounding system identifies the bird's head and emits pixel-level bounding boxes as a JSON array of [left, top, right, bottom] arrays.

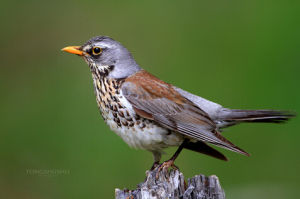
[[62, 36, 140, 78]]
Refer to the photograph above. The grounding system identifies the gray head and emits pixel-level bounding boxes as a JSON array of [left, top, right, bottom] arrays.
[[62, 36, 141, 79]]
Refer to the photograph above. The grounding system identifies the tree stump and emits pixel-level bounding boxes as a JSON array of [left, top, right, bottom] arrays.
[[115, 169, 225, 199]]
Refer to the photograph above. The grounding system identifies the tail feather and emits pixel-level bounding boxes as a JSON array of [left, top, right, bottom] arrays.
[[220, 109, 295, 124], [183, 141, 228, 161]]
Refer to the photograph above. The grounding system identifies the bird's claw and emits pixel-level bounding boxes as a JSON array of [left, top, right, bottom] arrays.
[[155, 159, 179, 179], [150, 161, 160, 171]]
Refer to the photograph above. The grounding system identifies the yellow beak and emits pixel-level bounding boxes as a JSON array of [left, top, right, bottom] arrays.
[[61, 46, 83, 56]]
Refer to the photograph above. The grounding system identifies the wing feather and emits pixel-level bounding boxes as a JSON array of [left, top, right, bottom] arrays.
[[122, 70, 249, 156]]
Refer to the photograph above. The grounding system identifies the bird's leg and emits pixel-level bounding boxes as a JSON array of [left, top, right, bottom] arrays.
[[150, 161, 160, 171], [144, 151, 161, 182], [156, 140, 187, 177], [150, 151, 162, 171]]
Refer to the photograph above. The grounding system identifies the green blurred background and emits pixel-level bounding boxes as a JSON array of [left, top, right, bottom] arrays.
[[1, 0, 299, 198]]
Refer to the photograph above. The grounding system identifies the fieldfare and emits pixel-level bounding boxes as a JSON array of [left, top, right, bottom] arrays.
[[62, 36, 294, 170]]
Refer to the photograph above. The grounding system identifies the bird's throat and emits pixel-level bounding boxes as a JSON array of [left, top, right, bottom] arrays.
[[89, 63, 115, 78]]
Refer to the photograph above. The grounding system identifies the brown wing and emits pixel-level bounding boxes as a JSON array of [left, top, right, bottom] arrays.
[[122, 70, 249, 156]]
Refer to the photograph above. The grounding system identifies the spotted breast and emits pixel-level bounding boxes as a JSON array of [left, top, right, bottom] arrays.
[[91, 66, 183, 151]]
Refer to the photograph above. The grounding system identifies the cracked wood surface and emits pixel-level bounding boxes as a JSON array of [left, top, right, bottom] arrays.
[[115, 169, 225, 199]]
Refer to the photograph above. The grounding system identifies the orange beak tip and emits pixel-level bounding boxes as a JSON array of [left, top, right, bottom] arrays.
[[61, 46, 83, 56]]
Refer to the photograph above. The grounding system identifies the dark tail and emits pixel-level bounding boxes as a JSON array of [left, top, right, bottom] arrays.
[[220, 109, 296, 124], [183, 141, 228, 161]]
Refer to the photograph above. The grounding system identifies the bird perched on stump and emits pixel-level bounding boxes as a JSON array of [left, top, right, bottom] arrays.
[[62, 36, 295, 170]]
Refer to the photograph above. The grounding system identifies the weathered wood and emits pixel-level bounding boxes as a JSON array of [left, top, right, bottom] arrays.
[[115, 169, 225, 199]]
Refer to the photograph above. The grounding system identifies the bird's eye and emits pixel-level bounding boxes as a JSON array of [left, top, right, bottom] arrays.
[[92, 47, 102, 55]]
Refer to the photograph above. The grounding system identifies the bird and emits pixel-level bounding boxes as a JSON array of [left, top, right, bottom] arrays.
[[62, 36, 295, 171]]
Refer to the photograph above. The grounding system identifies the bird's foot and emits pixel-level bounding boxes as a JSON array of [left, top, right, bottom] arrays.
[[155, 159, 179, 179], [150, 161, 160, 171], [143, 161, 161, 182]]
